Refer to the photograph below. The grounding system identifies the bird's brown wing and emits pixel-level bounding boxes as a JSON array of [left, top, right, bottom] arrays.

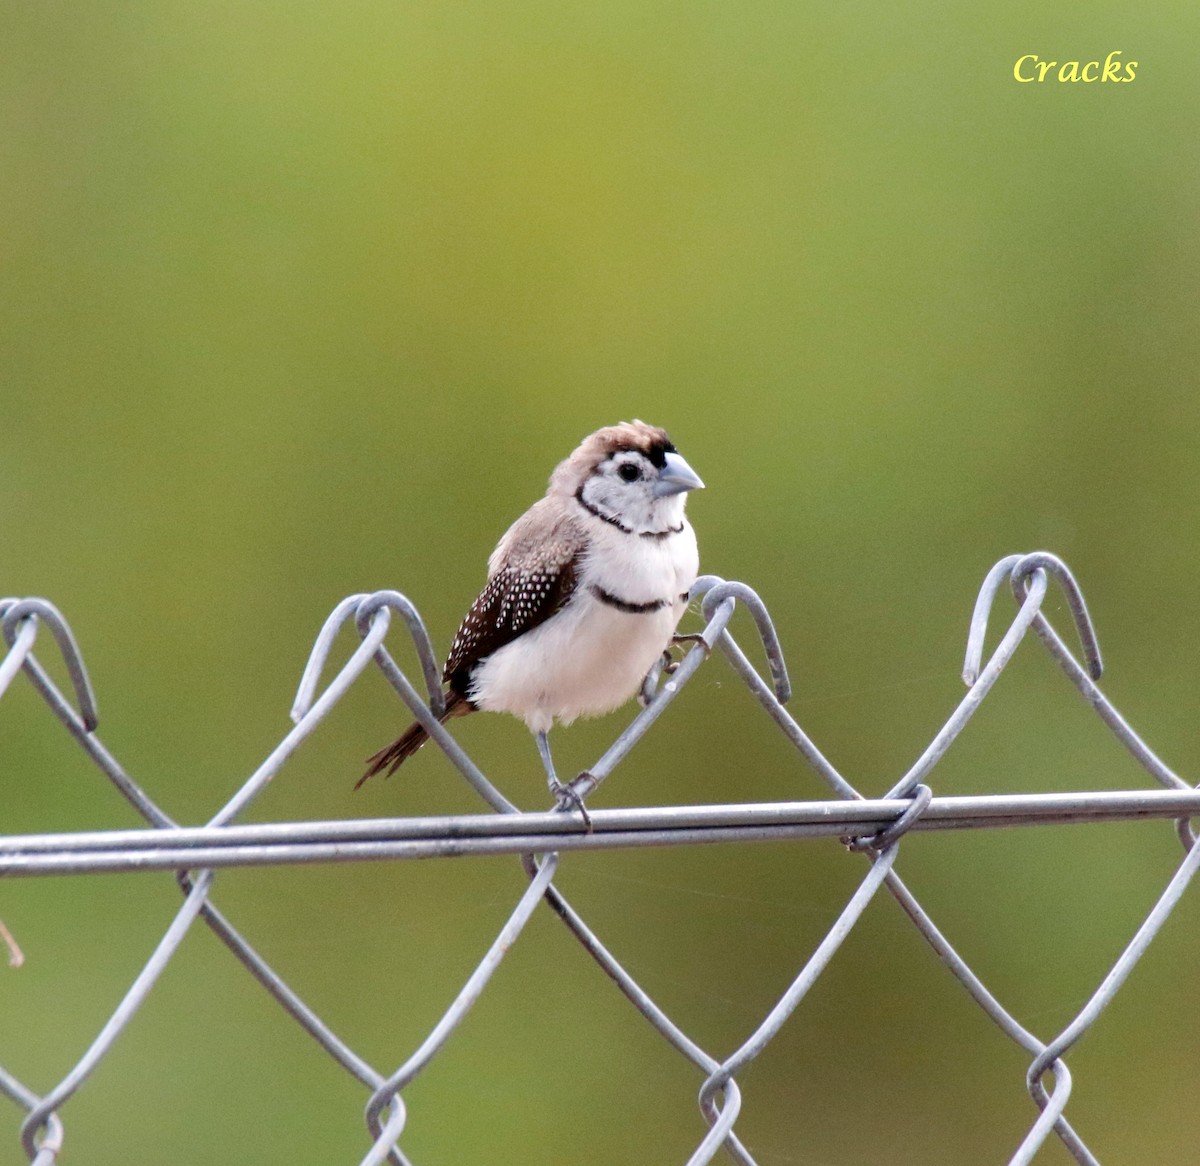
[[360, 503, 584, 786], [443, 554, 581, 697]]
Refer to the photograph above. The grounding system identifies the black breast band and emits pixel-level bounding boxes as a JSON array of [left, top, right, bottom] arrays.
[[588, 584, 669, 614]]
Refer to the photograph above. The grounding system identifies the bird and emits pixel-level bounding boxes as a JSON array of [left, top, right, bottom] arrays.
[[358, 420, 704, 815]]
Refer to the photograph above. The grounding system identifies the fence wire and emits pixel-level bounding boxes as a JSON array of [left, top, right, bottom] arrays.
[[2, 552, 1198, 1164]]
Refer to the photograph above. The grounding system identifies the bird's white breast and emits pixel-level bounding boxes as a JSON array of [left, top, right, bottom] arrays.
[[469, 520, 699, 734]]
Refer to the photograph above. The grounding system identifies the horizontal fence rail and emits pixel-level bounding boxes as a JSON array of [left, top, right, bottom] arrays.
[[3, 789, 1200, 875], [2, 552, 1198, 1166]]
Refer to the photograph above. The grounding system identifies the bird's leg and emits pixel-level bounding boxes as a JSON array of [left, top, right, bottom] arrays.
[[535, 730, 591, 830]]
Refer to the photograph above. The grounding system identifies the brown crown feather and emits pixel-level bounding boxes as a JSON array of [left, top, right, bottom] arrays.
[[548, 420, 676, 495]]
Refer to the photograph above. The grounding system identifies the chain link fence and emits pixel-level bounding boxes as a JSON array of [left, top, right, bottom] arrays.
[[2, 552, 1198, 1165]]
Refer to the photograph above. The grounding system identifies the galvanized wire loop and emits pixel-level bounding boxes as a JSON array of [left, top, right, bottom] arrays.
[[1009, 553, 1104, 681], [290, 593, 368, 723], [1, 599, 99, 732], [844, 783, 932, 852], [693, 576, 791, 703], [353, 591, 446, 718], [0, 611, 38, 704], [1, 556, 1197, 1165], [297, 594, 514, 813], [0, 1071, 62, 1166], [963, 552, 1102, 687], [291, 591, 444, 723]]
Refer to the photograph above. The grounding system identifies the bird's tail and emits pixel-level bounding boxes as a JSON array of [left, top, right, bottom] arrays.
[[357, 691, 471, 789]]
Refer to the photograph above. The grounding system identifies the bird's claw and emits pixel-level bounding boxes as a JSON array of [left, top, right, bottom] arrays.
[[666, 632, 709, 673], [549, 780, 592, 832]]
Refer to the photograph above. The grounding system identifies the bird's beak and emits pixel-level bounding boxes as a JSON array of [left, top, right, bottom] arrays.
[[654, 451, 705, 496]]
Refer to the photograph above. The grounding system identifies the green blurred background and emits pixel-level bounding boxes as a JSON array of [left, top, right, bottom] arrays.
[[3, 2, 1199, 1162]]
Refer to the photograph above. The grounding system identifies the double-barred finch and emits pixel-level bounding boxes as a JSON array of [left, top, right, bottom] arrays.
[[359, 420, 704, 813]]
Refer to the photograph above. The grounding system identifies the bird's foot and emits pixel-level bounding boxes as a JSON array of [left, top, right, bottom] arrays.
[[660, 633, 708, 676], [549, 780, 593, 832]]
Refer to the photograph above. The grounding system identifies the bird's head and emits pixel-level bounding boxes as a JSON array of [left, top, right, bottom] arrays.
[[551, 420, 704, 535]]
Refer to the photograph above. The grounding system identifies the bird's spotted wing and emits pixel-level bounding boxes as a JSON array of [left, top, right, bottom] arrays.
[[443, 557, 580, 695]]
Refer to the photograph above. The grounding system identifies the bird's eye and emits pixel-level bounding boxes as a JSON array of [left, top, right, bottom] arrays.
[[618, 462, 640, 482]]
